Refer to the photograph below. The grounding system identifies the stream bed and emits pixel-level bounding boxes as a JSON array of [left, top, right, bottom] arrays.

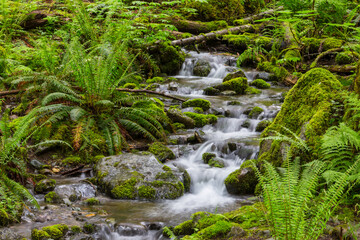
[[4, 50, 288, 240]]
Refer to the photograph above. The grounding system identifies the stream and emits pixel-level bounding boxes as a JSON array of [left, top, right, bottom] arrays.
[[4, 50, 288, 240]]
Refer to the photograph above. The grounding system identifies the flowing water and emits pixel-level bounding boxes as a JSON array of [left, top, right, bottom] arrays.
[[6, 51, 288, 240]]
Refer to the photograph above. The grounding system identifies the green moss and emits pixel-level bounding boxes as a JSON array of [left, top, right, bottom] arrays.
[[71, 225, 81, 234], [203, 87, 220, 96], [138, 186, 156, 200], [251, 79, 270, 89], [183, 170, 191, 192], [148, 142, 176, 162], [62, 156, 82, 166], [323, 38, 343, 51], [164, 182, 184, 199], [34, 179, 56, 194], [44, 191, 62, 204], [245, 86, 262, 94], [84, 197, 100, 205], [111, 177, 138, 199], [217, 77, 248, 94], [197, 220, 232, 239], [31, 229, 50, 240], [335, 51, 354, 65], [123, 83, 137, 89], [256, 120, 271, 132], [83, 223, 95, 234], [184, 112, 217, 127], [248, 106, 264, 119], [257, 61, 274, 72], [224, 202, 266, 229], [195, 213, 228, 230], [154, 43, 185, 75], [303, 38, 322, 53], [155, 170, 175, 180], [260, 68, 343, 165], [173, 122, 185, 130], [0, 209, 9, 227], [208, 158, 224, 168], [42, 224, 69, 240], [182, 99, 211, 111], [146, 77, 165, 84], [202, 153, 216, 164], [228, 101, 241, 105], [173, 220, 194, 236], [224, 167, 257, 194]]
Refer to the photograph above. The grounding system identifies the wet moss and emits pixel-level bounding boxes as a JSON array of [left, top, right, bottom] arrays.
[[184, 112, 218, 127], [183, 170, 191, 192], [173, 220, 194, 236], [248, 106, 264, 119], [31, 229, 50, 240], [224, 202, 266, 229], [245, 86, 262, 94], [196, 220, 233, 239], [164, 182, 184, 199], [153, 43, 185, 75], [70, 225, 81, 234], [34, 179, 56, 194], [111, 177, 138, 199], [251, 79, 270, 89], [62, 156, 82, 166], [335, 51, 354, 65], [84, 197, 100, 205], [146, 77, 165, 84], [223, 70, 246, 82], [202, 152, 216, 164], [208, 158, 225, 168], [123, 83, 137, 89], [260, 68, 343, 165], [149, 142, 176, 162], [83, 223, 95, 234], [256, 120, 271, 132], [138, 186, 156, 200], [216, 77, 248, 94], [203, 87, 220, 96], [44, 191, 63, 204], [182, 99, 211, 111], [42, 224, 69, 240], [224, 168, 257, 194]]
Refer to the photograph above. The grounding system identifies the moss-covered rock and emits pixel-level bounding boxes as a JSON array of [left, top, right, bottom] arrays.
[[149, 142, 176, 162], [203, 87, 220, 96], [259, 68, 343, 165], [202, 152, 216, 164], [248, 106, 264, 119], [184, 112, 218, 127], [224, 202, 266, 229], [34, 179, 56, 194], [146, 77, 165, 84], [84, 197, 100, 205], [215, 77, 248, 94], [182, 99, 211, 111], [31, 229, 50, 240], [44, 191, 63, 204], [167, 108, 196, 129], [323, 38, 343, 51], [208, 158, 225, 168], [223, 70, 246, 82], [225, 167, 257, 194], [173, 220, 194, 236], [335, 51, 354, 65], [193, 59, 211, 77], [255, 120, 271, 132], [152, 43, 185, 75], [83, 223, 95, 234], [245, 86, 262, 94], [250, 79, 270, 89], [95, 153, 188, 200], [269, 66, 289, 82]]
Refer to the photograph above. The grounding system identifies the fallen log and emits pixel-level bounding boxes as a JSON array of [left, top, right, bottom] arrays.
[[321, 65, 357, 73], [0, 89, 22, 97], [309, 48, 343, 68], [170, 25, 254, 46], [116, 88, 186, 102]]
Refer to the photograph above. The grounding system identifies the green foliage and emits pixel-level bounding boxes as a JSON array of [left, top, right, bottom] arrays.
[[254, 129, 360, 240], [182, 98, 211, 111]]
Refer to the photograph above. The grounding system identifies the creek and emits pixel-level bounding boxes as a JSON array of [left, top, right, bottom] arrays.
[[5, 50, 288, 240]]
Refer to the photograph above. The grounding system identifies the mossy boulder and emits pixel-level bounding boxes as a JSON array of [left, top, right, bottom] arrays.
[[184, 112, 218, 127], [32, 224, 69, 240], [34, 179, 56, 194], [166, 108, 196, 129], [84, 198, 100, 205], [323, 38, 343, 51], [173, 220, 194, 236], [94, 153, 189, 200], [208, 158, 225, 168], [303, 37, 343, 53], [193, 59, 211, 77], [225, 167, 257, 194], [259, 68, 343, 166], [245, 86, 262, 95], [223, 70, 246, 82], [202, 152, 216, 164], [335, 51, 354, 65], [203, 87, 220, 96], [44, 191, 63, 204], [149, 142, 176, 162], [250, 79, 270, 89], [268, 66, 289, 82], [182, 99, 211, 111], [152, 43, 185, 75], [146, 77, 165, 84], [248, 106, 264, 119], [215, 77, 248, 94], [255, 120, 271, 132]]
